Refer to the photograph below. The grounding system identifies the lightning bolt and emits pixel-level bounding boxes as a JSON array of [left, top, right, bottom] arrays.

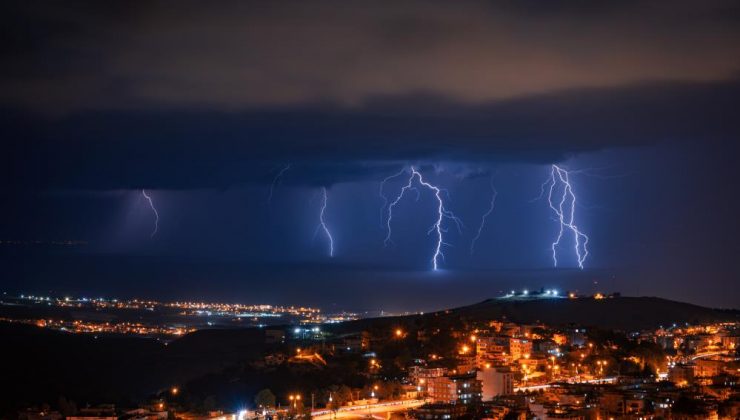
[[379, 167, 408, 227], [470, 176, 498, 254], [141, 189, 159, 238], [384, 167, 462, 270], [267, 164, 291, 204], [316, 187, 334, 257], [543, 164, 589, 269]]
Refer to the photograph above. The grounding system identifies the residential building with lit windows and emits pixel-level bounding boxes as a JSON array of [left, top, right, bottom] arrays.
[[427, 373, 482, 404]]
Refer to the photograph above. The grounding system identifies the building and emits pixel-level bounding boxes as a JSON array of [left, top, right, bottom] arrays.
[[670, 363, 695, 385], [720, 333, 740, 349], [338, 332, 369, 351], [508, 337, 532, 361], [476, 336, 509, 366], [456, 355, 476, 374], [428, 373, 482, 404], [18, 410, 63, 420], [410, 366, 447, 395], [409, 366, 447, 383], [695, 358, 723, 378], [533, 339, 557, 354], [67, 405, 117, 420], [567, 329, 587, 346], [124, 408, 169, 420], [411, 403, 469, 419], [477, 366, 514, 400]]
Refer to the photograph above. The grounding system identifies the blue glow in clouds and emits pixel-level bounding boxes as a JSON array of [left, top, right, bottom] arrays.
[[384, 167, 462, 270]]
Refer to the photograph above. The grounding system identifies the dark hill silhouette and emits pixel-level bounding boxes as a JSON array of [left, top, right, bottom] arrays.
[[452, 296, 738, 330], [0, 324, 268, 417], [332, 296, 739, 333]]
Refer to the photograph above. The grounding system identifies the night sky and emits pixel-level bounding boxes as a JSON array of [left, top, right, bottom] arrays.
[[2, 1, 739, 312]]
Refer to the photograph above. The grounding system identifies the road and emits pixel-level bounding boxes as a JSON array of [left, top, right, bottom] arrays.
[[311, 399, 428, 419], [690, 349, 731, 361], [514, 376, 618, 392]]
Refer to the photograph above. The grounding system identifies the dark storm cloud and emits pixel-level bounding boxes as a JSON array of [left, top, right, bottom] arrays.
[[3, 78, 739, 189], [2, 0, 740, 111], [2, 0, 739, 189]]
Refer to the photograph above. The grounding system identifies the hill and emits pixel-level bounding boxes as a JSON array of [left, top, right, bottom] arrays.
[[335, 296, 739, 333], [453, 296, 739, 330]]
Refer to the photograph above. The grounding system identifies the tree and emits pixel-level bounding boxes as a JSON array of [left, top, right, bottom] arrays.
[[254, 388, 276, 409]]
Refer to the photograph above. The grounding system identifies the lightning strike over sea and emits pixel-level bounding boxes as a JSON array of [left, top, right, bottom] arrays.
[[267, 164, 291, 204], [378, 167, 408, 227], [470, 176, 498, 254], [384, 167, 462, 270], [141, 189, 159, 238], [542, 165, 589, 269], [317, 187, 334, 257]]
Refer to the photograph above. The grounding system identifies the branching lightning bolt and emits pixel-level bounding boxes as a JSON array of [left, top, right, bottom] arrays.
[[316, 187, 334, 257], [384, 167, 462, 270], [267, 164, 291, 204], [141, 189, 159, 238], [543, 165, 589, 269], [379, 167, 408, 228], [470, 176, 498, 254]]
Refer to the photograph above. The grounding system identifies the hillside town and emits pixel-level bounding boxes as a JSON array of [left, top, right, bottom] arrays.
[[15, 293, 739, 419]]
